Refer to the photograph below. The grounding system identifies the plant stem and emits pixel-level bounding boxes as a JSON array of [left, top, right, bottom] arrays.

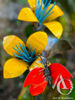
[[34, 96, 37, 100]]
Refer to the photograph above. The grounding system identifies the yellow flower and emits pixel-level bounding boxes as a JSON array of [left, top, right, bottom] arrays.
[[3, 31, 48, 79], [18, 0, 64, 39]]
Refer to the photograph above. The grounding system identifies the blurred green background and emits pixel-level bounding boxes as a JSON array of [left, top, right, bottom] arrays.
[[0, 0, 75, 100]]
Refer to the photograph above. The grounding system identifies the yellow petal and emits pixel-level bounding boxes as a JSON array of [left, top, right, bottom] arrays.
[[26, 31, 48, 54], [3, 58, 28, 78], [28, 0, 42, 11], [44, 21, 63, 39], [28, 0, 35, 11], [18, 7, 38, 22], [29, 57, 51, 71], [44, 4, 64, 22], [3, 35, 25, 56], [29, 57, 44, 71]]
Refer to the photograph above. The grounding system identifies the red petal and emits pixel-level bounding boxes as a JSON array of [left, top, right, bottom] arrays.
[[60, 79, 72, 89], [49, 63, 73, 89], [30, 81, 48, 96], [23, 68, 46, 88], [53, 78, 72, 89]]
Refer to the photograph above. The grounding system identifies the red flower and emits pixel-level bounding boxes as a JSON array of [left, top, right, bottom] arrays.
[[23, 63, 73, 96]]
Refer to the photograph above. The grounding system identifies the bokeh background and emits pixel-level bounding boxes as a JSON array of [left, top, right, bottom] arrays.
[[0, 0, 75, 100]]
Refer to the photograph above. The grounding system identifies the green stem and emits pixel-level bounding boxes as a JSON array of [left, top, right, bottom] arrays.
[[34, 96, 37, 100]]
